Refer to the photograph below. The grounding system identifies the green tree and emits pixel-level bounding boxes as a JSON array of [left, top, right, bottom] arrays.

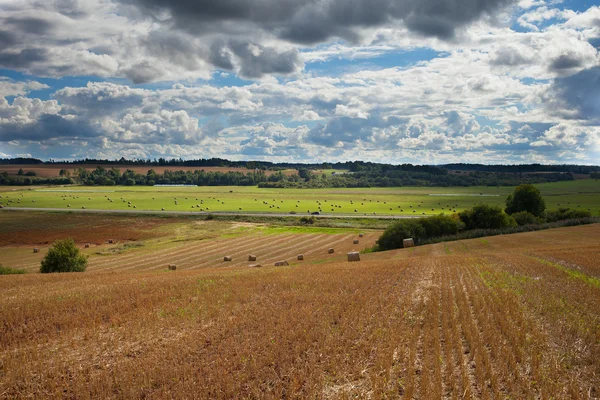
[[17, 168, 24, 175], [458, 204, 517, 230], [505, 184, 546, 217], [40, 238, 88, 273]]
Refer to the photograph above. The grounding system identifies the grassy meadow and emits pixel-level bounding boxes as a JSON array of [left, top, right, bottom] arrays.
[[1, 179, 599, 216]]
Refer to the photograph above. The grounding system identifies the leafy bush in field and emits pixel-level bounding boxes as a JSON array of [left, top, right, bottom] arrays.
[[377, 214, 464, 251], [505, 184, 546, 217], [418, 214, 465, 238], [458, 204, 517, 230], [0, 265, 26, 275], [300, 216, 315, 225], [377, 220, 425, 251], [545, 208, 592, 223], [512, 211, 541, 226], [40, 238, 88, 273]]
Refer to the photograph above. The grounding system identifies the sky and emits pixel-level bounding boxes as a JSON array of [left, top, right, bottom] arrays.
[[0, 0, 599, 164]]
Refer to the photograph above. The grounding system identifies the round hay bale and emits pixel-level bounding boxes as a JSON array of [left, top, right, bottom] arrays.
[[33, 248, 39, 253], [347, 252, 361, 262], [168, 264, 177, 271], [108, 239, 114, 244], [328, 248, 335, 254], [274, 260, 289, 267], [297, 254, 304, 261], [248, 264, 262, 268], [162, 208, 165, 211], [248, 255, 257, 262], [223, 256, 233, 262], [353, 239, 359, 244], [403, 238, 415, 248], [84, 243, 90, 248], [358, 233, 364, 238]]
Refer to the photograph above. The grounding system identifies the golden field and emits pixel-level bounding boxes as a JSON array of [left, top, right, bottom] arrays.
[[0, 214, 599, 399]]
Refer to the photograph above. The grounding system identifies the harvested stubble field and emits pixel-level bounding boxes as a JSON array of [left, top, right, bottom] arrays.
[[0, 212, 380, 272], [1, 224, 600, 398]]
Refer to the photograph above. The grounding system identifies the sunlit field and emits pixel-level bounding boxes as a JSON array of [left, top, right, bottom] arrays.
[[1, 180, 599, 216], [1, 220, 599, 398]]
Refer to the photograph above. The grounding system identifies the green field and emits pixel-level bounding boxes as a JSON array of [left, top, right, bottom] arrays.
[[0, 180, 599, 216]]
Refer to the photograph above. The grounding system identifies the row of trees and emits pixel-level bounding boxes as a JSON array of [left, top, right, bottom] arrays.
[[376, 184, 593, 250], [75, 167, 276, 186], [0, 173, 74, 186], [259, 170, 574, 188]]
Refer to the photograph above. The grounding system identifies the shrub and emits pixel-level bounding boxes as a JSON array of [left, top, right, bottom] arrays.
[[459, 204, 517, 230], [377, 214, 465, 251], [545, 208, 592, 223], [512, 211, 541, 226], [377, 220, 425, 251], [300, 216, 315, 225], [0, 265, 26, 275], [418, 214, 465, 237], [505, 184, 546, 217], [40, 238, 88, 273]]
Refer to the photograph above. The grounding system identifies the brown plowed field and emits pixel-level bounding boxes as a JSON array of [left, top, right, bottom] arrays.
[[0, 164, 296, 177], [1, 224, 599, 398]]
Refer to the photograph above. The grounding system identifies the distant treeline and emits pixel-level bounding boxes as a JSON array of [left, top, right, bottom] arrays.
[[0, 174, 73, 186], [2, 157, 598, 174], [443, 163, 600, 174], [261, 170, 574, 188], [0, 157, 590, 187], [63, 166, 575, 187], [75, 168, 273, 186]]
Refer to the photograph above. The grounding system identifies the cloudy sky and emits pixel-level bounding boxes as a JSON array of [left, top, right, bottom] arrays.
[[0, 0, 599, 164]]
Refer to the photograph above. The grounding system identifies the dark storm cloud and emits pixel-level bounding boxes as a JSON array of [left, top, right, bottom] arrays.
[[0, 31, 17, 51], [123, 0, 517, 42], [0, 114, 99, 142], [549, 54, 584, 71], [0, 48, 47, 69], [549, 66, 600, 123], [229, 41, 302, 77], [2, 17, 55, 36], [207, 39, 303, 77]]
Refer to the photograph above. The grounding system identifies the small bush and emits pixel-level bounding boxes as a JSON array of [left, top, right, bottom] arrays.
[[300, 216, 315, 225], [459, 204, 516, 230], [205, 214, 215, 220], [377, 220, 425, 251], [418, 214, 465, 237], [40, 238, 88, 273], [377, 214, 466, 251], [545, 208, 592, 223], [512, 211, 541, 226], [0, 265, 26, 275]]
